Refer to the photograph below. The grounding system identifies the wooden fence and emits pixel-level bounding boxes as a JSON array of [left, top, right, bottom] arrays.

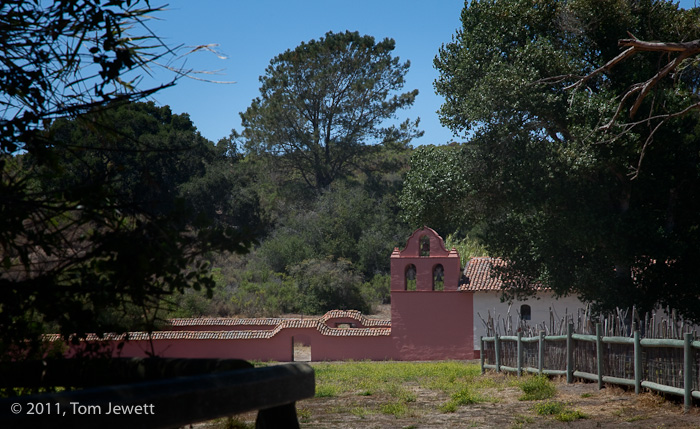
[[480, 323, 700, 411]]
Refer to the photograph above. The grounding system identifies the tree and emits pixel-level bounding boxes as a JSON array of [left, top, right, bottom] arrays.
[[288, 258, 370, 314], [256, 182, 409, 278], [239, 30, 422, 192], [0, 1, 255, 357], [398, 144, 474, 235], [41, 102, 214, 214], [561, 32, 700, 177], [421, 0, 700, 320]]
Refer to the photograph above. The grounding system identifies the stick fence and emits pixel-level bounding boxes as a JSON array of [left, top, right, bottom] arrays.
[[480, 322, 700, 411]]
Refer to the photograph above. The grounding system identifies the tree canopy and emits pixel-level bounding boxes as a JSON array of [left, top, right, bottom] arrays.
[[402, 0, 700, 320], [239, 30, 422, 192], [0, 1, 255, 357]]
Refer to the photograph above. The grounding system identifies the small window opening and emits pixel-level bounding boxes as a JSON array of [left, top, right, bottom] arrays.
[[520, 304, 531, 321]]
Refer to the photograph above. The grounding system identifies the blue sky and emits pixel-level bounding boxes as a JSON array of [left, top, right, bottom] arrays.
[[143, 0, 466, 146], [142, 0, 698, 147]]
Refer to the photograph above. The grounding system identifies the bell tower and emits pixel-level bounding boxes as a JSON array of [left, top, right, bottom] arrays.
[[389, 227, 474, 360], [390, 227, 461, 291]]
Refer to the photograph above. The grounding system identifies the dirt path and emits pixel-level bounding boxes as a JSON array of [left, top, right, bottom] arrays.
[[295, 375, 700, 428]]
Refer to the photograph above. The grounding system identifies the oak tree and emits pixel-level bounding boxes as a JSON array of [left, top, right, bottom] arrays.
[[410, 0, 700, 320]]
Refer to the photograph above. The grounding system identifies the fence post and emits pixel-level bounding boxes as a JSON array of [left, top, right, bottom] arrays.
[[495, 334, 501, 373], [566, 322, 574, 384], [480, 336, 485, 375], [596, 323, 603, 390], [517, 331, 522, 377], [634, 328, 641, 395], [684, 332, 693, 412], [538, 330, 545, 376]]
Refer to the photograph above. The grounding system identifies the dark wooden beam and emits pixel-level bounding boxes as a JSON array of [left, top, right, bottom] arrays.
[[0, 361, 315, 429]]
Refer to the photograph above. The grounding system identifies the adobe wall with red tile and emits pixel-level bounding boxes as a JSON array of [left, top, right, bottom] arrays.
[[63, 228, 476, 362]]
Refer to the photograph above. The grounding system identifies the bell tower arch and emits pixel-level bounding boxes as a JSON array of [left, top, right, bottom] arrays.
[[390, 227, 460, 291]]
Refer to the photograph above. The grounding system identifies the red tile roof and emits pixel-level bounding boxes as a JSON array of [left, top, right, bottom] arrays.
[[169, 317, 283, 327], [168, 310, 391, 329], [46, 310, 392, 342], [459, 257, 505, 291], [459, 257, 547, 292]]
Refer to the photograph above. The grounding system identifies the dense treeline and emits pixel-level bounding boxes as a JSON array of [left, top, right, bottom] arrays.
[[169, 131, 416, 317], [5, 0, 700, 359], [16, 100, 420, 320], [167, 31, 427, 318]]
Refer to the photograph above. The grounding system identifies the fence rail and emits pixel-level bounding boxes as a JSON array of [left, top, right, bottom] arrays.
[[480, 323, 700, 411]]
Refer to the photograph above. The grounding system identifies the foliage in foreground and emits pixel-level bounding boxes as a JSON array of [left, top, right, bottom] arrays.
[[0, 0, 255, 358]]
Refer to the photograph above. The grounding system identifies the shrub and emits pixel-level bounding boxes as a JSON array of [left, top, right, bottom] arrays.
[[289, 258, 370, 314]]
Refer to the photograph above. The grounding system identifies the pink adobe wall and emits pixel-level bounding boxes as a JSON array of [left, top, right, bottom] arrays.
[[116, 337, 293, 361], [391, 291, 474, 360], [309, 336, 398, 361], [68, 298, 474, 361], [69, 327, 399, 362], [68, 335, 294, 362]]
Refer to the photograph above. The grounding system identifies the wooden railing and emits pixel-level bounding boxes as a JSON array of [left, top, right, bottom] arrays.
[[0, 358, 315, 428], [481, 323, 700, 411]]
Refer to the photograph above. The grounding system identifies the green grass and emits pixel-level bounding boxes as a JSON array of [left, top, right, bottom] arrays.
[[350, 406, 374, 418], [380, 400, 409, 417], [309, 361, 576, 423], [517, 375, 557, 401], [440, 386, 485, 413], [532, 400, 566, 415], [313, 361, 490, 416], [555, 409, 588, 422], [297, 406, 312, 422], [532, 401, 588, 422], [315, 384, 339, 397], [511, 414, 535, 429], [312, 361, 482, 398]]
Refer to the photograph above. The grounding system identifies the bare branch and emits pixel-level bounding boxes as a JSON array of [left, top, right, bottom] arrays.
[[564, 46, 637, 91], [618, 38, 700, 53]]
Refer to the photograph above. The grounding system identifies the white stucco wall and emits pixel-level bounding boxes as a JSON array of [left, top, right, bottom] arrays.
[[472, 291, 586, 350]]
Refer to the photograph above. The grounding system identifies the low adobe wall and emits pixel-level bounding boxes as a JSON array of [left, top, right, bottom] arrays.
[[104, 330, 397, 362], [64, 301, 477, 361]]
